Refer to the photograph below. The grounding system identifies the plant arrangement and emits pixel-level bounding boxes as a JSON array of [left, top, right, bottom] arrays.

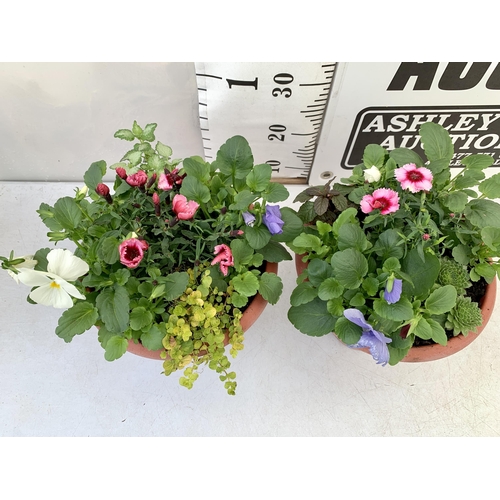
[[1, 122, 302, 394], [288, 122, 500, 366]]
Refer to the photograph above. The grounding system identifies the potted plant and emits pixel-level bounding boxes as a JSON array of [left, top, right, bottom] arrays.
[[287, 122, 499, 366], [0, 122, 302, 394]]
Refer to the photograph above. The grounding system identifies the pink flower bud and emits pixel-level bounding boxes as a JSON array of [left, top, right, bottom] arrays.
[[146, 173, 157, 189], [96, 183, 112, 204], [116, 167, 127, 179], [422, 234, 430, 240], [95, 183, 110, 196], [152, 193, 160, 205]]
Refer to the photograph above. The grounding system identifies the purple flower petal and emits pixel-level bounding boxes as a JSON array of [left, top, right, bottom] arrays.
[[344, 309, 392, 366], [343, 308, 373, 330], [384, 278, 403, 304], [242, 212, 256, 226], [350, 331, 391, 366], [262, 204, 284, 235]]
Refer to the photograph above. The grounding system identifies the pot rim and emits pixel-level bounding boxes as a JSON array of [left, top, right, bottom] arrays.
[[294, 253, 497, 363]]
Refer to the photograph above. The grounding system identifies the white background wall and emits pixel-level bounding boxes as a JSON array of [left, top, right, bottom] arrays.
[[0, 62, 204, 181]]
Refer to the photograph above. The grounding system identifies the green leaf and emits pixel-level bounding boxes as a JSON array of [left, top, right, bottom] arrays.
[[33, 247, 50, 272], [481, 226, 500, 250], [130, 306, 153, 331], [443, 191, 468, 212], [461, 154, 494, 169], [230, 238, 255, 268], [142, 123, 157, 142], [337, 223, 371, 252], [179, 176, 211, 204], [331, 207, 359, 236], [402, 248, 440, 297], [215, 135, 254, 179], [307, 258, 334, 286], [270, 207, 304, 244], [292, 233, 324, 253], [232, 271, 260, 297], [258, 272, 283, 305], [83, 160, 106, 191], [231, 292, 248, 308], [290, 281, 318, 306], [419, 122, 454, 162], [426, 317, 447, 346], [162, 272, 189, 301], [464, 199, 500, 228], [424, 285, 457, 315], [258, 241, 292, 263], [334, 316, 362, 344], [244, 224, 271, 250], [318, 278, 344, 300], [363, 143, 387, 169], [229, 190, 257, 211], [132, 120, 143, 139], [53, 197, 82, 230], [362, 276, 380, 296], [122, 150, 142, 166], [140, 324, 165, 351], [373, 297, 414, 321], [182, 156, 210, 182], [97, 236, 120, 265], [331, 249, 368, 289], [287, 297, 337, 336], [389, 148, 424, 167], [246, 163, 272, 191], [55, 302, 98, 343], [474, 263, 497, 280], [372, 229, 405, 260], [37, 203, 64, 231], [104, 336, 129, 361], [114, 129, 135, 141], [479, 173, 500, 199], [327, 297, 344, 317], [96, 285, 130, 333], [156, 141, 173, 158], [266, 182, 290, 203]]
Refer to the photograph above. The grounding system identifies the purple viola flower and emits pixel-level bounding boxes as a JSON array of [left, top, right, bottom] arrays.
[[262, 204, 284, 235], [242, 211, 256, 226], [344, 309, 392, 366], [384, 277, 402, 304]]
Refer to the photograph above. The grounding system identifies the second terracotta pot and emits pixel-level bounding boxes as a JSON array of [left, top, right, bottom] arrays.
[[294, 253, 497, 363]]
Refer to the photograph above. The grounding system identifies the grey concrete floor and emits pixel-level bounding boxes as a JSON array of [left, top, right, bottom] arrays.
[[1, 182, 500, 436]]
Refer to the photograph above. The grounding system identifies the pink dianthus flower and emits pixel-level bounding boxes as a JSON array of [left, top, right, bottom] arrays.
[[360, 188, 400, 215], [394, 163, 433, 193], [211, 244, 234, 276]]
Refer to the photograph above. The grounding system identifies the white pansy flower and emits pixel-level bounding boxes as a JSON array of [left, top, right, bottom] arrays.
[[16, 249, 89, 309], [8, 255, 38, 283], [364, 165, 381, 183]]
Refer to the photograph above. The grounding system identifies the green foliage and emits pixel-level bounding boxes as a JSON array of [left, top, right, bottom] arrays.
[[445, 296, 483, 336], [2, 122, 297, 395], [288, 122, 495, 365]]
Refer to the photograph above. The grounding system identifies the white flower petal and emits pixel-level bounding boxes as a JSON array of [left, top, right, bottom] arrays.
[[16, 269, 52, 287], [58, 279, 86, 300], [47, 249, 89, 281], [29, 284, 74, 309]]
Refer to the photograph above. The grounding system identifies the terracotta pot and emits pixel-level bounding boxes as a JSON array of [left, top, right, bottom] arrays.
[[294, 253, 497, 363], [127, 261, 278, 360]]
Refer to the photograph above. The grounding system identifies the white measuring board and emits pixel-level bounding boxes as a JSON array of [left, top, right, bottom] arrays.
[[194, 62, 336, 183]]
